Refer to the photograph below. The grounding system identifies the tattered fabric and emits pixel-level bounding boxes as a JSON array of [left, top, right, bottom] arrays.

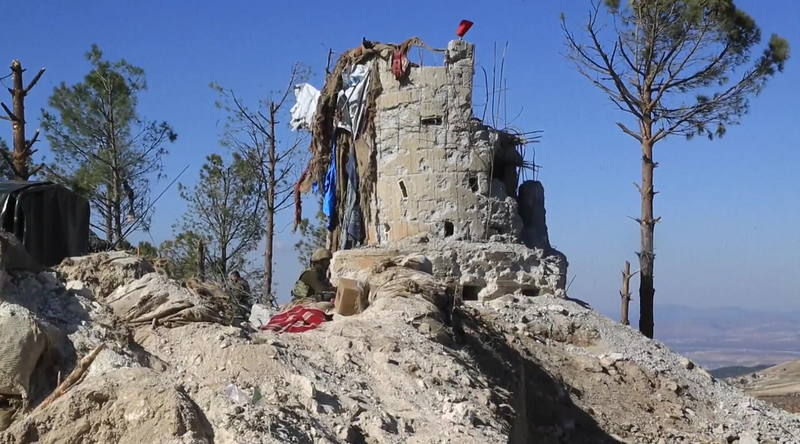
[[340, 143, 364, 249], [293, 37, 442, 240]]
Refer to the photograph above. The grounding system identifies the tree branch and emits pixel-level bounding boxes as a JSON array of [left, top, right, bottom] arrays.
[[25, 129, 40, 151], [1, 102, 18, 121], [616, 122, 642, 142], [0, 148, 23, 178], [25, 68, 46, 94]]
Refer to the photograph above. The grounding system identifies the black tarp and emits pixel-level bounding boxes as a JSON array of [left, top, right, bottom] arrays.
[[0, 181, 90, 266]]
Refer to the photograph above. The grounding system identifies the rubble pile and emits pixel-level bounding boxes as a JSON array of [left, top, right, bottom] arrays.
[[57, 251, 156, 299], [0, 252, 799, 443]]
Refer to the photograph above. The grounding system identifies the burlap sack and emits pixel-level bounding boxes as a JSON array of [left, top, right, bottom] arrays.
[[0, 304, 47, 398]]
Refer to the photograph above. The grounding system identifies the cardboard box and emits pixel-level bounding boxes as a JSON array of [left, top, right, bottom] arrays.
[[335, 278, 362, 317]]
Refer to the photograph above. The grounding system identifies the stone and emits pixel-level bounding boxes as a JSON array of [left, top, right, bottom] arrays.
[[66, 280, 94, 299], [680, 357, 695, 370], [738, 432, 758, 444], [37, 272, 59, 285], [249, 304, 275, 327], [600, 353, 625, 368], [332, 238, 567, 301]]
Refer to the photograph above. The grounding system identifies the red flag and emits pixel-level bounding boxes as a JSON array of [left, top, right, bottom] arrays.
[[456, 20, 473, 38]]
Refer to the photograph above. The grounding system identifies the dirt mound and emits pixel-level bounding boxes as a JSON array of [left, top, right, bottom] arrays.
[[2, 368, 214, 444]]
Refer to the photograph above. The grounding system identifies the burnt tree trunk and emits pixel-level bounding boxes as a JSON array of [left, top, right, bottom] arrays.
[[1, 60, 45, 180], [263, 103, 276, 303], [620, 260, 638, 326], [638, 138, 657, 339], [108, 91, 123, 245], [104, 198, 114, 244], [113, 181, 123, 244], [197, 239, 206, 281]]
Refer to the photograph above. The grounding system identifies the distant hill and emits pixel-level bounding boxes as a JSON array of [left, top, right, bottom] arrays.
[[709, 364, 774, 379], [728, 360, 800, 413], [595, 304, 800, 369]]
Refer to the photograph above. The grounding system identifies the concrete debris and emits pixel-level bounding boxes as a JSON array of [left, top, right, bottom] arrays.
[[0, 303, 47, 398], [0, 251, 795, 442], [0, 231, 52, 276], [332, 236, 567, 300], [57, 251, 155, 300]]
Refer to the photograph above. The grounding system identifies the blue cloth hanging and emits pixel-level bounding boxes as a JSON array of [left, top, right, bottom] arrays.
[[322, 137, 337, 231]]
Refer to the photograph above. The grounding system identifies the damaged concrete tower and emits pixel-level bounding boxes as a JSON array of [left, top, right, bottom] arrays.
[[318, 39, 567, 300]]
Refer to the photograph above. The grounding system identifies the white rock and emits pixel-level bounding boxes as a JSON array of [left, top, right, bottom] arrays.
[[66, 280, 94, 299], [738, 432, 759, 444], [249, 303, 275, 327], [545, 305, 569, 316]]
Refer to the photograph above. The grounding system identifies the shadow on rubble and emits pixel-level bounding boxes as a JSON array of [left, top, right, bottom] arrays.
[[456, 309, 621, 444], [26, 289, 166, 408]]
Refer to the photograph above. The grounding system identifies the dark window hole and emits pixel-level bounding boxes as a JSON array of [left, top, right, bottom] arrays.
[[462, 285, 481, 301], [421, 116, 443, 125], [398, 180, 408, 199], [522, 288, 539, 297], [489, 224, 505, 235], [444, 221, 454, 237], [468, 177, 479, 193]]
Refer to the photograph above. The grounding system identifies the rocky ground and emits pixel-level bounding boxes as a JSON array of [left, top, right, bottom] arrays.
[[1, 252, 799, 443]]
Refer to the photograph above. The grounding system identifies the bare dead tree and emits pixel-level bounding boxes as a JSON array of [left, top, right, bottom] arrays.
[[620, 260, 639, 326], [562, 0, 789, 338], [0, 60, 46, 180], [213, 63, 310, 303]]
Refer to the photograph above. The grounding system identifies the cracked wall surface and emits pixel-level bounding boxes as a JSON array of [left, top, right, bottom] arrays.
[[368, 40, 550, 251], [334, 38, 567, 300], [369, 40, 505, 244]]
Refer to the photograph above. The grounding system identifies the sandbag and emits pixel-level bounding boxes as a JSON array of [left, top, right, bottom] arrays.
[[0, 303, 47, 398], [398, 253, 433, 274], [105, 273, 230, 328], [354, 254, 449, 312]]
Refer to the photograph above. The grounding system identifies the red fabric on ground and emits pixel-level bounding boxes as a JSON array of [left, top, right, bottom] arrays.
[[259, 306, 328, 334]]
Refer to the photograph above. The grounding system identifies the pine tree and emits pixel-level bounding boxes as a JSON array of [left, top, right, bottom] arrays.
[[562, 0, 790, 338], [173, 153, 264, 284], [41, 45, 177, 244]]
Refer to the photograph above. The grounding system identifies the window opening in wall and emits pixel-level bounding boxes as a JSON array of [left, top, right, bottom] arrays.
[[421, 116, 443, 126], [398, 180, 408, 199], [522, 289, 539, 297], [468, 177, 479, 193], [489, 224, 505, 235], [444, 220, 454, 237], [461, 285, 482, 301]]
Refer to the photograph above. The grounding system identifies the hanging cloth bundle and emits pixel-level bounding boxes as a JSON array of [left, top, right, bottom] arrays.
[[391, 49, 410, 80]]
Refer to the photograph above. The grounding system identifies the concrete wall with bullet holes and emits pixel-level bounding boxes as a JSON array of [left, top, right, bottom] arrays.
[[368, 39, 539, 246]]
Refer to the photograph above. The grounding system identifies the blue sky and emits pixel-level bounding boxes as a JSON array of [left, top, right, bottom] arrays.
[[5, 0, 798, 313]]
